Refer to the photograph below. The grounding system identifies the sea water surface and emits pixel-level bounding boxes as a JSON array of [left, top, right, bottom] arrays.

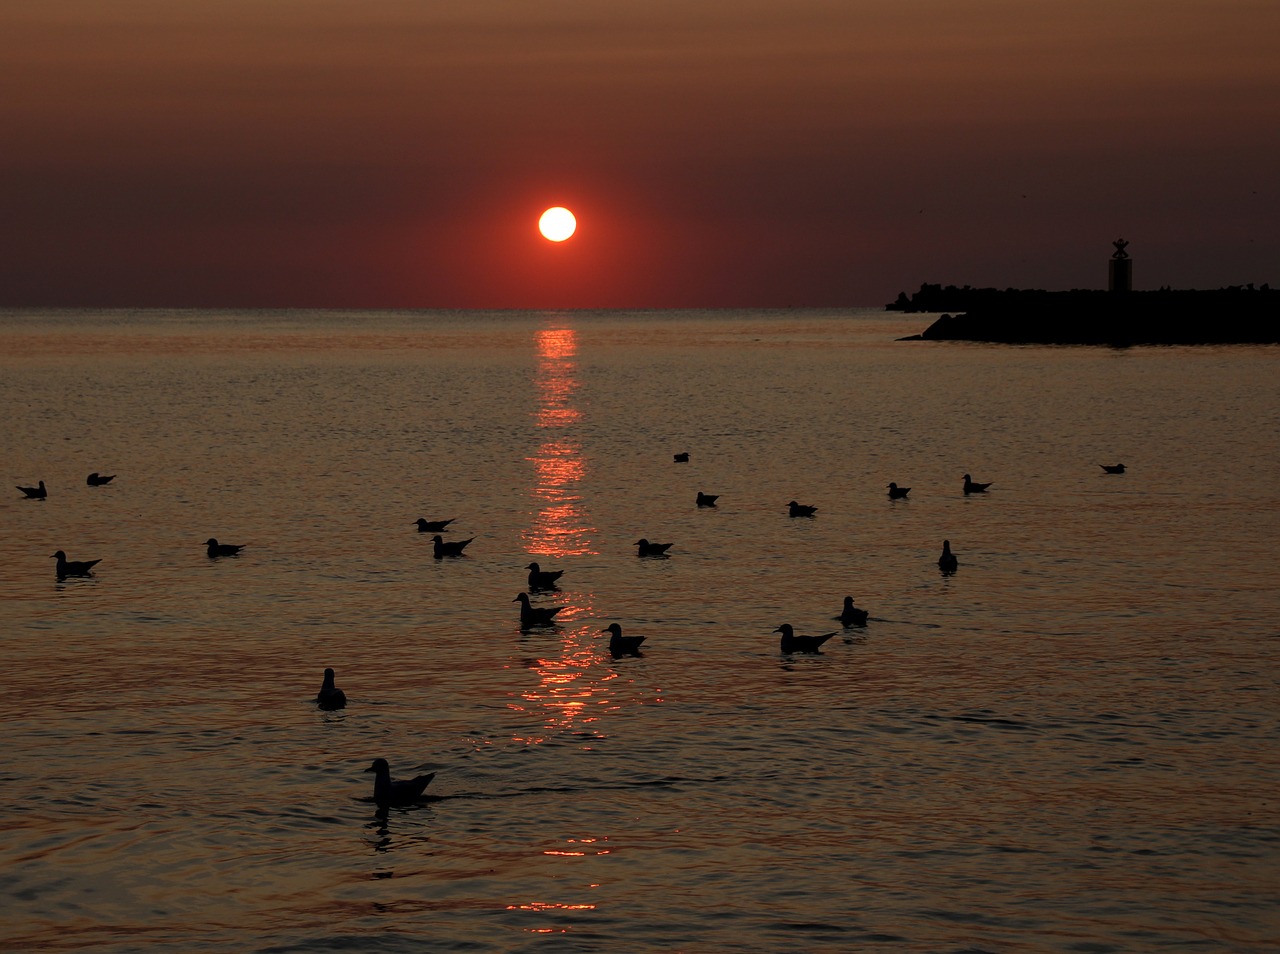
[[1, 308, 1277, 952]]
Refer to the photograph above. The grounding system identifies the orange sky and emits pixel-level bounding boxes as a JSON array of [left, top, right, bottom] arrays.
[[2, 0, 1276, 307]]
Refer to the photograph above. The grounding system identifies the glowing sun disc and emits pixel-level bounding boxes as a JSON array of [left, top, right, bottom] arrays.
[[539, 207, 577, 242]]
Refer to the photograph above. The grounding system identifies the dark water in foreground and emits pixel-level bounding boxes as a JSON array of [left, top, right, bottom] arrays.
[[2, 309, 1277, 952]]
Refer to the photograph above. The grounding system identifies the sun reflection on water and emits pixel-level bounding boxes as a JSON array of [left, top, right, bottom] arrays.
[[524, 325, 594, 558]]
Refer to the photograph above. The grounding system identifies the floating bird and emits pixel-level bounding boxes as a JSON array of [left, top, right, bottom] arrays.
[[695, 491, 719, 507], [603, 623, 646, 657], [414, 517, 455, 533], [788, 500, 817, 517], [775, 623, 835, 654], [53, 550, 100, 578], [938, 539, 958, 574], [316, 667, 347, 710], [432, 535, 473, 558], [366, 758, 435, 808], [963, 474, 992, 495], [525, 561, 564, 589], [86, 473, 115, 486], [17, 480, 46, 499], [1100, 463, 1126, 475], [673, 452, 689, 463], [514, 591, 564, 627], [887, 482, 910, 500], [206, 538, 244, 558], [635, 538, 673, 556], [836, 596, 869, 627]]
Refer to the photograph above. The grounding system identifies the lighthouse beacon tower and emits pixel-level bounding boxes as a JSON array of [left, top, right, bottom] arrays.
[[1109, 238, 1132, 293]]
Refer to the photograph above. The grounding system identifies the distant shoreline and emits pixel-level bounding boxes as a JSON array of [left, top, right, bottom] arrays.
[[889, 284, 1279, 345]]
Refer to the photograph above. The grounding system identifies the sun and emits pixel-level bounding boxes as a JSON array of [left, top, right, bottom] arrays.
[[538, 207, 576, 242]]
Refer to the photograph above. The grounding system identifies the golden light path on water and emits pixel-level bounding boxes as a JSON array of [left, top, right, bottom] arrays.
[[524, 325, 593, 558], [512, 322, 656, 755]]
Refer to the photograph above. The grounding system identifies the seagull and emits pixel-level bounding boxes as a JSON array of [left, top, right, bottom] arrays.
[[525, 561, 564, 589], [316, 668, 347, 710], [414, 517, 455, 533], [887, 482, 910, 500], [52, 550, 100, 578], [836, 596, 869, 627], [963, 474, 992, 495], [938, 539, 958, 574], [603, 622, 646, 657], [17, 480, 46, 499], [432, 535, 473, 558], [673, 452, 689, 463], [206, 538, 244, 558], [514, 591, 564, 627], [635, 538, 673, 556], [86, 473, 115, 486], [775, 623, 835, 654], [788, 500, 817, 517], [365, 758, 435, 808], [1100, 463, 1126, 475], [695, 491, 719, 507]]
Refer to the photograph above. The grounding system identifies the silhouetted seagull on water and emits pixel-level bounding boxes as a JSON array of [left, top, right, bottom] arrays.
[[635, 538, 673, 556], [836, 596, 869, 627], [514, 592, 564, 627], [1100, 463, 1126, 475], [17, 480, 46, 499], [787, 500, 817, 517], [962, 474, 992, 495], [86, 473, 115, 486], [525, 562, 564, 589], [316, 668, 347, 710], [775, 624, 835, 654], [53, 550, 100, 578], [366, 758, 435, 808], [415, 517, 455, 533], [938, 539, 958, 574], [603, 623, 645, 657], [206, 538, 244, 558], [432, 535, 473, 558], [695, 492, 719, 507], [673, 452, 689, 463], [887, 482, 910, 500]]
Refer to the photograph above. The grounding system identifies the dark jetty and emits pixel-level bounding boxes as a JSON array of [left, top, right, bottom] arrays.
[[890, 283, 1279, 345]]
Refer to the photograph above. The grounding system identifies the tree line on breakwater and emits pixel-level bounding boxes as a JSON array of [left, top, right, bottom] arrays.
[[888, 283, 1279, 345]]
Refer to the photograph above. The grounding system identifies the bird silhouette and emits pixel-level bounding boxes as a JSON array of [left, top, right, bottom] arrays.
[[938, 540, 958, 574], [86, 473, 115, 486], [366, 758, 435, 808], [432, 535, 473, 558], [514, 592, 564, 627], [635, 538, 673, 556], [206, 538, 244, 558], [17, 480, 46, 499], [525, 562, 564, 589], [673, 452, 689, 463], [963, 474, 992, 495], [53, 550, 100, 578], [316, 668, 347, 710], [887, 482, 910, 500], [603, 622, 646, 657], [1100, 463, 1126, 474], [787, 500, 817, 517], [775, 623, 835, 654], [836, 596, 869, 627], [695, 491, 719, 507], [414, 517, 455, 533]]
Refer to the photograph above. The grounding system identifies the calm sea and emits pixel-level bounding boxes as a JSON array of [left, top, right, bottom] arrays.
[[2, 308, 1277, 953]]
